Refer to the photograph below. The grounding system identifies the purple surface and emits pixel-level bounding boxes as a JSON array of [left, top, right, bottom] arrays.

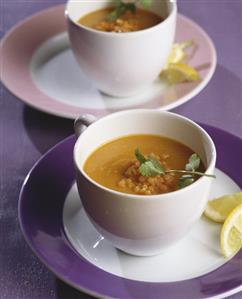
[[0, 0, 241, 299], [19, 127, 242, 299]]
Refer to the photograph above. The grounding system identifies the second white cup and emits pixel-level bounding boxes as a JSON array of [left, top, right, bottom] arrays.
[[66, 0, 177, 97]]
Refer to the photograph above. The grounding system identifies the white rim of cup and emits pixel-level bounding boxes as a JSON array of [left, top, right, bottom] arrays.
[[65, 0, 177, 37], [73, 110, 217, 201]]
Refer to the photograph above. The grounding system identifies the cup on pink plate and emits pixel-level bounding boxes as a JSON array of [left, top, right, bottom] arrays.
[[65, 0, 177, 97]]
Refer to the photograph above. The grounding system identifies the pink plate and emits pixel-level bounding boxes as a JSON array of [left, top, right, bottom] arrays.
[[0, 5, 216, 119]]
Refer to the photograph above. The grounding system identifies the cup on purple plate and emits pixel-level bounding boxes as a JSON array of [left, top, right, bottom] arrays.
[[73, 109, 216, 256]]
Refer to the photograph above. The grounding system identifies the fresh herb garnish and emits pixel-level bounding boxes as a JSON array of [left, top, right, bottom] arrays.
[[177, 153, 201, 188], [106, 1, 136, 22], [178, 174, 194, 189], [135, 149, 165, 177], [106, 0, 152, 22], [135, 149, 216, 189], [185, 153, 200, 171], [139, 0, 152, 8]]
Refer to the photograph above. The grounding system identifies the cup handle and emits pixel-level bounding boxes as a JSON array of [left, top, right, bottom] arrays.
[[74, 114, 97, 138]]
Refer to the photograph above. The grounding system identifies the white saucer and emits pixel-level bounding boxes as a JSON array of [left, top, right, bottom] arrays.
[[63, 168, 240, 283], [30, 32, 166, 111]]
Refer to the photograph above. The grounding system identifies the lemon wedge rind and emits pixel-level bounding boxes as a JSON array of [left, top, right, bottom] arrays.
[[204, 192, 242, 223], [161, 63, 200, 84], [220, 203, 242, 258]]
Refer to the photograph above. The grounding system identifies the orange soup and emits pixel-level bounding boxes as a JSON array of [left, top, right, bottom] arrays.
[[78, 8, 163, 33], [83, 135, 205, 195]]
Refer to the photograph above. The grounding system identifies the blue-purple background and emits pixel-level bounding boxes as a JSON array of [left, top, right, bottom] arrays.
[[1, 0, 242, 298]]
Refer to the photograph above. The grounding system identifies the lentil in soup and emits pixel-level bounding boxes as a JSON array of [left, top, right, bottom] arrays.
[[78, 8, 163, 33], [83, 135, 205, 195]]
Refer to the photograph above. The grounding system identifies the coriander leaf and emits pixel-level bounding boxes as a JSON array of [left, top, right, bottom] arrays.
[[114, 0, 122, 5], [106, 2, 136, 22], [139, 161, 163, 177], [135, 149, 165, 177], [178, 174, 194, 189], [106, 11, 119, 22], [135, 148, 147, 164], [185, 153, 200, 171], [148, 157, 165, 174], [139, 0, 152, 8], [125, 2, 136, 13], [106, 5, 125, 22], [134, 149, 215, 187]]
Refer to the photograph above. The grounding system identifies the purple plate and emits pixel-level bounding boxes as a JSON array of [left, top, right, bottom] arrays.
[[18, 124, 242, 299]]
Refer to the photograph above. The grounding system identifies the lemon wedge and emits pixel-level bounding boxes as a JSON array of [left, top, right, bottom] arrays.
[[220, 203, 242, 258], [161, 63, 200, 84], [204, 192, 242, 223], [161, 40, 200, 84], [167, 44, 185, 65], [167, 40, 194, 65]]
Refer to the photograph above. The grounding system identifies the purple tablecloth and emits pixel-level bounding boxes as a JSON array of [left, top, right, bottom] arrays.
[[1, 1, 241, 298]]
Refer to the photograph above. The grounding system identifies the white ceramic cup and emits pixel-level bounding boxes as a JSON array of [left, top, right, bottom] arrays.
[[66, 0, 177, 97], [73, 110, 216, 256]]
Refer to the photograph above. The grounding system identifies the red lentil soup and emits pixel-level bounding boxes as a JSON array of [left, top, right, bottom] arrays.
[[83, 135, 205, 195], [78, 8, 163, 33]]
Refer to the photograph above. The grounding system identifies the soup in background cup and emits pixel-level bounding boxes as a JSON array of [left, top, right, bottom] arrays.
[[73, 109, 216, 256], [65, 0, 177, 97]]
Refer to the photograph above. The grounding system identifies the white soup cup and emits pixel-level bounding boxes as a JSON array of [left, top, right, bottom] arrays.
[[73, 109, 216, 256], [66, 0, 177, 97]]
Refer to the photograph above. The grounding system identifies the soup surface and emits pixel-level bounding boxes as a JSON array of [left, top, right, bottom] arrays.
[[78, 7, 163, 33], [83, 135, 205, 195]]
